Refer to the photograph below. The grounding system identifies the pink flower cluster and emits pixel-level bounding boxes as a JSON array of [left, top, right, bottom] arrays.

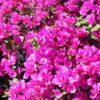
[[0, 0, 100, 100]]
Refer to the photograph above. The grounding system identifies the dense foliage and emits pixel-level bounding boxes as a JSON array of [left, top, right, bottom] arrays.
[[0, 0, 100, 100]]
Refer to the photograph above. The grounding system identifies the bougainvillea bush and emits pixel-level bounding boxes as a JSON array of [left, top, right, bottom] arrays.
[[0, 0, 100, 100]]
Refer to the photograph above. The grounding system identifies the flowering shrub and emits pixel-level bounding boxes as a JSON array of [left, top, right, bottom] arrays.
[[0, 0, 100, 100]]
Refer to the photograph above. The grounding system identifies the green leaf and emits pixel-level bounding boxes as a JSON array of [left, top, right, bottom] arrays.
[[2, 91, 8, 98], [80, 19, 88, 25], [77, 16, 83, 21], [75, 18, 88, 27], [85, 24, 92, 31], [32, 39, 40, 50], [91, 24, 100, 32], [91, 35, 98, 40], [62, 91, 67, 95], [75, 22, 81, 27], [12, 66, 16, 69], [68, 56, 72, 60]]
